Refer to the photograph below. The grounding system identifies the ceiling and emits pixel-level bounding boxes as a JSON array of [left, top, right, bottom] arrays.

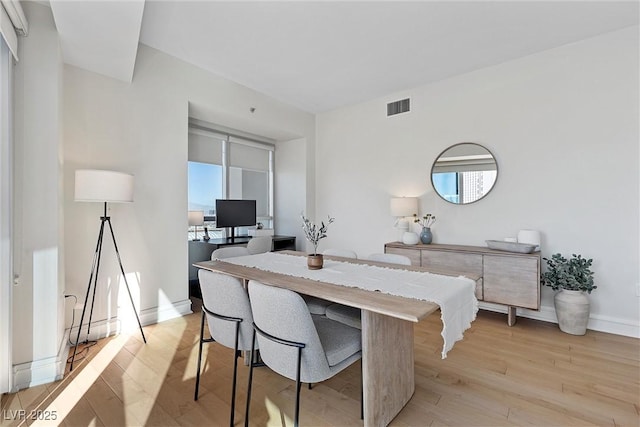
[[50, 1, 639, 114]]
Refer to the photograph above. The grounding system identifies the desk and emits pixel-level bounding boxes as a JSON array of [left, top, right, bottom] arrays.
[[195, 251, 478, 426], [188, 235, 296, 297]]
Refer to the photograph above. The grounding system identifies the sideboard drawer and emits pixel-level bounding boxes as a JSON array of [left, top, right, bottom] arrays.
[[421, 250, 483, 277]]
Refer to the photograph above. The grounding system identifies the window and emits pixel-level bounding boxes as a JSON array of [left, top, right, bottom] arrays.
[[188, 161, 222, 215], [228, 138, 273, 229], [432, 172, 459, 204], [432, 171, 497, 204], [188, 124, 275, 238]]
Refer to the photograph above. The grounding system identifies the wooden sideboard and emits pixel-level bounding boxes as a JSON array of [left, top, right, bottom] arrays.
[[385, 242, 541, 325]]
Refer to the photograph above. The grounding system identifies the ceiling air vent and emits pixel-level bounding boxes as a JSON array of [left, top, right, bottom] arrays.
[[387, 98, 410, 117]]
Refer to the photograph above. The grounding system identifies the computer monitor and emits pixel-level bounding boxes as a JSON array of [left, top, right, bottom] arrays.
[[215, 199, 257, 239]]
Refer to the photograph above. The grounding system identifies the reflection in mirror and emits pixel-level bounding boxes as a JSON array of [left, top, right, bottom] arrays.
[[431, 143, 498, 204]]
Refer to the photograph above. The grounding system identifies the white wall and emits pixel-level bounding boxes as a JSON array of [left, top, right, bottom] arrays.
[[316, 27, 639, 336], [63, 43, 314, 337], [274, 138, 308, 250], [12, 2, 66, 388]]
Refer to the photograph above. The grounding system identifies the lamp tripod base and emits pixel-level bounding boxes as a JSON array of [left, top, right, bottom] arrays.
[[69, 202, 146, 371]]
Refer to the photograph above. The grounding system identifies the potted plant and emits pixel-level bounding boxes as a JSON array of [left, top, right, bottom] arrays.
[[413, 213, 436, 244], [541, 253, 596, 335], [301, 214, 334, 270]]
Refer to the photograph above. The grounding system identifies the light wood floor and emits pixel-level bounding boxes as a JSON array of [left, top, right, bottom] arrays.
[[2, 303, 639, 427]]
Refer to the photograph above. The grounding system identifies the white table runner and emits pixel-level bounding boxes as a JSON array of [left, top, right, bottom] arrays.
[[223, 252, 478, 358]]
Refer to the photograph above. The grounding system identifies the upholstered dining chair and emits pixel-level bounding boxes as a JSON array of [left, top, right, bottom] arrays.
[[366, 252, 412, 265], [322, 248, 358, 259], [246, 236, 272, 254], [245, 280, 362, 427], [324, 252, 412, 329], [211, 246, 250, 260], [301, 248, 359, 316], [195, 269, 258, 427]]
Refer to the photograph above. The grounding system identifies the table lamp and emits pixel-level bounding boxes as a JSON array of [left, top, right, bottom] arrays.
[[390, 197, 419, 244], [188, 210, 205, 241]]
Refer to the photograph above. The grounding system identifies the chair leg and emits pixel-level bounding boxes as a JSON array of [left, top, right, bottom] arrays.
[[244, 330, 257, 427], [229, 323, 240, 427], [250, 350, 265, 367], [294, 347, 302, 427], [194, 310, 206, 401]]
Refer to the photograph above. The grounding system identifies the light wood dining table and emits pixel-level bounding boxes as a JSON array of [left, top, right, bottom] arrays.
[[194, 250, 480, 427]]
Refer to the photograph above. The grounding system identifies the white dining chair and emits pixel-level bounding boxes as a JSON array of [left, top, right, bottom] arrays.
[[322, 248, 358, 259], [195, 270, 259, 427], [300, 248, 359, 316], [245, 280, 362, 427], [325, 252, 412, 329], [247, 236, 272, 254], [211, 246, 250, 260], [366, 252, 412, 265]]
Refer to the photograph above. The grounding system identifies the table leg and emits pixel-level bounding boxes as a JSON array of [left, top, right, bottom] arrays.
[[361, 310, 415, 427], [507, 306, 517, 326]]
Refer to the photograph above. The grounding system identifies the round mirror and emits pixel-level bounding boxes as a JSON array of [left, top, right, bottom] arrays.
[[431, 143, 498, 204]]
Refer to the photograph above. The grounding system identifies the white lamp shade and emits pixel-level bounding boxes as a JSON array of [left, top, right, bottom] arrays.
[[188, 210, 204, 226], [75, 169, 134, 203], [390, 197, 418, 217]]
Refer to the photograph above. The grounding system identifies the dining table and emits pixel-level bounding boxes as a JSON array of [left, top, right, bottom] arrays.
[[194, 250, 479, 427]]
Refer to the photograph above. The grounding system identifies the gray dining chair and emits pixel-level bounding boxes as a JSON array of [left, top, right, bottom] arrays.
[[247, 236, 272, 254], [195, 269, 258, 427], [322, 248, 358, 259], [301, 248, 358, 315], [211, 246, 250, 260], [366, 252, 412, 265], [245, 280, 362, 427], [325, 252, 412, 329]]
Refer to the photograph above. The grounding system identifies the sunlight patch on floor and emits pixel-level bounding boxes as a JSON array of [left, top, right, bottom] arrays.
[[265, 395, 291, 427], [182, 335, 204, 382], [121, 313, 187, 425], [30, 334, 129, 426]]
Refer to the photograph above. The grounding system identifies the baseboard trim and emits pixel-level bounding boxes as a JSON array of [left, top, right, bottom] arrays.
[[478, 302, 640, 338], [12, 299, 192, 391], [12, 328, 69, 392], [68, 299, 193, 342]]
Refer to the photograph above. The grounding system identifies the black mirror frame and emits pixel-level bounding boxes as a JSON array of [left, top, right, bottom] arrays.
[[430, 142, 498, 205]]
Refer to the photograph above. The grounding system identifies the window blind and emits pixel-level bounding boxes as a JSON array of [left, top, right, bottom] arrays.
[[188, 130, 223, 165]]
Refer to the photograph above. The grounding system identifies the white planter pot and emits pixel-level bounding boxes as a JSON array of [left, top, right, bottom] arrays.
[[554, 289, 590, 335]]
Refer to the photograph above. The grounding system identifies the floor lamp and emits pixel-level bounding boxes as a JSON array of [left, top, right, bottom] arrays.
[[70, 169, 147, 371]]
